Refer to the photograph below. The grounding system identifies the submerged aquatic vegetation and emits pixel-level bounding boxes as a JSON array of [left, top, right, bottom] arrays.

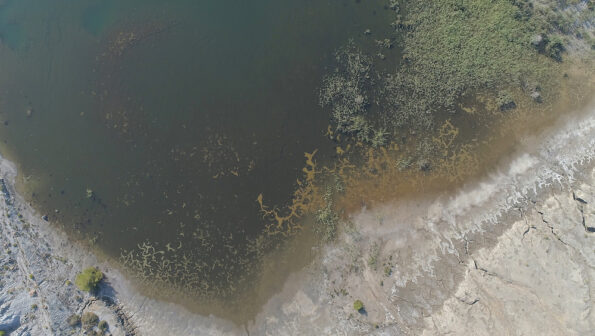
[[321, 0, 580, 140], [353, 299, 364, 311], [320, 42, 376, 143], [314, 187, 340, 242]]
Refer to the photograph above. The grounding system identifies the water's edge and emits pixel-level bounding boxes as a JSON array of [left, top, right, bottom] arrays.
[[0, 98, 594, 334]]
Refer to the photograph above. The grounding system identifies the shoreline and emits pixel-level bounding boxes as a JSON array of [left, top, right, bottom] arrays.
[[1, 97, 594, 334], [243, 99, 595, 335]]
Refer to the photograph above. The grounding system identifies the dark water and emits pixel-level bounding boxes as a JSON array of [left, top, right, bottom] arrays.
[[0, 0, 395, 320]]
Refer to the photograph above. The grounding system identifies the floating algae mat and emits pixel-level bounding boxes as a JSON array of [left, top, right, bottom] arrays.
[[0, 0, 592, 324]]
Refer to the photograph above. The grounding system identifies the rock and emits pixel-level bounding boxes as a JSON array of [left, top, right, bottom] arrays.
[[25, 108, 33, 118], [364, 29, 371, 35], [41, 215, 48, 221], [29, 289, 37, 297]]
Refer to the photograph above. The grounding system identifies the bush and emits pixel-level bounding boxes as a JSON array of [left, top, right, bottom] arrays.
[[98, 320, 108, 331], [67, 314, 81, 327], [353, 299, 364, 311], [545, 35, 565, 61], [75, 267, 103, 292], [81, 312, 99, 329]]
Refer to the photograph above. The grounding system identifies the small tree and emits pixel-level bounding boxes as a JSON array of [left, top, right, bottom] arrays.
[[75, 267, 103, 292]]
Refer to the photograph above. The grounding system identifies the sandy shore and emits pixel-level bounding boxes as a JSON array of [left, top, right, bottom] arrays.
[[1, 99, 594, 335]]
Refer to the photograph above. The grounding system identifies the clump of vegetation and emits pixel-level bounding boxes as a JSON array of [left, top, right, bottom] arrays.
[[67, 314, 81, 327], [496, 90, 516, 111], [313, 185, 344, 242], [81, 312, 99, 329], [367, 243, 380, 271], [98, 320, 108, 331], [384, 265, 392, 277], [353, 299, 364, 312], [315, 191, 339, 242], [75, 267, 103, 292], [322, 0, 567, 142], [544, 35, 565, 62]]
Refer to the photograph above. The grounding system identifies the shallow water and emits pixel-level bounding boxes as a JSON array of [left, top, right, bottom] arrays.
[[0, 0, 398, 320]]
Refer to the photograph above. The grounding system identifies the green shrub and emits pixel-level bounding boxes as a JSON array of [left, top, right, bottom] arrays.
[[0, 331, 5, 336], [353, 299, 364, 311], [98, 320, 108, 331], [67, 314, 81, 327], [81, 312, 99, 329], [75, 267, 103, 292]]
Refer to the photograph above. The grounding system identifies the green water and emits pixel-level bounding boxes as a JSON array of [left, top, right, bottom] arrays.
[[0, 0, 396, 320]]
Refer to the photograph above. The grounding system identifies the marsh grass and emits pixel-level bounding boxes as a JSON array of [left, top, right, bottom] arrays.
[[321, 0, 574, 140]]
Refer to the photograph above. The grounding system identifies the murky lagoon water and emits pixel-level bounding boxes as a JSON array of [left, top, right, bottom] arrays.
[[0, 0, 399, 321]]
